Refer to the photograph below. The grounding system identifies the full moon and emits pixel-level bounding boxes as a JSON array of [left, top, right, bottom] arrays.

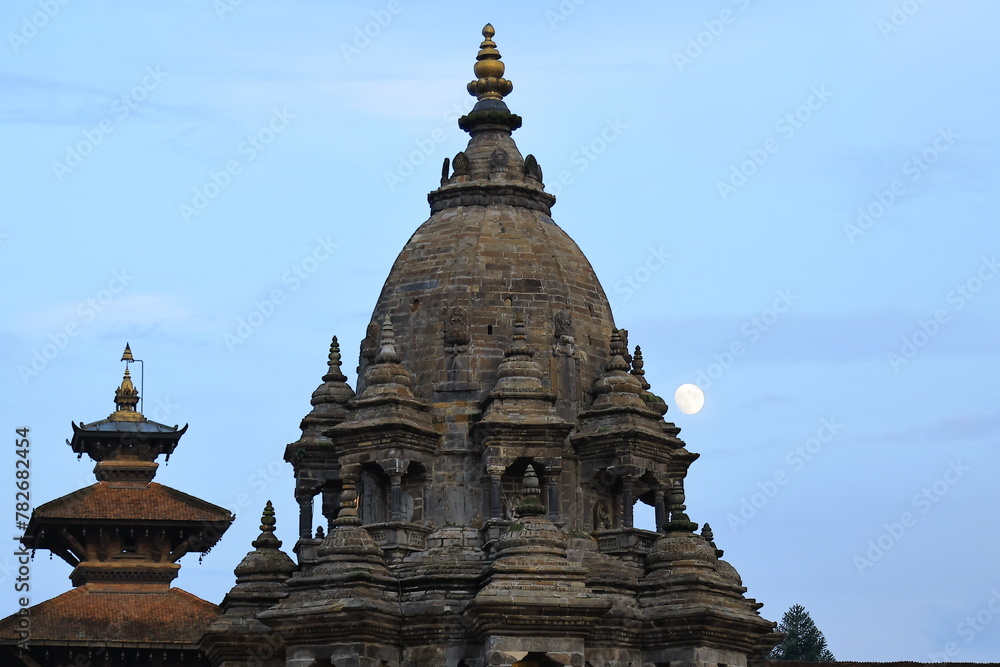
[[674, 383, 705, 415]]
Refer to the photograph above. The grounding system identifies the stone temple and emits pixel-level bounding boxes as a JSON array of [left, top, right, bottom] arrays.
[[204, 24, 779, 667], [4, 24, 781, 667]]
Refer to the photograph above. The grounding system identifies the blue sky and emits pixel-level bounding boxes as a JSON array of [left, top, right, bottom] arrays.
[[2, 1, 999, 660]]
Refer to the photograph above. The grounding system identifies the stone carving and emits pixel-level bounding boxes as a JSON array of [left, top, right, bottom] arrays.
[[360, 319, 379, 361], [595, 501, 612, 529], [452, 151, 469, 177], [554, 309, 574, 338], [488, 147, 509, 176], [524, 153, 543, 183], [440, 156, 450, 185], [444, 306, 470, 347]]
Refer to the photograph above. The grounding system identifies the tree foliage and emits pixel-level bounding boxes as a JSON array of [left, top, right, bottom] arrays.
[[769, 603, 836, 661]]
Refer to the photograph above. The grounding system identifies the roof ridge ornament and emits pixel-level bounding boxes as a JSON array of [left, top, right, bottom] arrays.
[[111, 362, 143, 421]]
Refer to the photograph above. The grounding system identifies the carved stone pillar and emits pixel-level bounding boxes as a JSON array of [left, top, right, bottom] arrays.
[[390, 471, 404, 522], [622, 476, 636, 529], [489, 473, 503, 519], [296, 494, 313, 539], [654, 487, 666, 533], [544, 466, 561, 523]]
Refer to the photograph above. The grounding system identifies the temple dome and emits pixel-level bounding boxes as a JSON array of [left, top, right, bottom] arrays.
[[357, 27, 614, 417]]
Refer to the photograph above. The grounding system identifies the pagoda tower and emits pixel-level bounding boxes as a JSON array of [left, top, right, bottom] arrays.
[[211, 24, 780, 667], [0, 345, 234, 667]]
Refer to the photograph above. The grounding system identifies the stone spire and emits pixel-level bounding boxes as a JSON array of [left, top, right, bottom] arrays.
[[631, 345, 668, 416], [296, 335, 355, 442], [481, 315, 565, 425], [361, 315, 416, 399], [469, 465, 611, 651], [216, 502, 295, 611], [591, 329, 646, 410], [258, 477, 402, 665], [201, 502, 296, 667], [312, 335, 354, 409], [313, 474, 388, 565], [515, 465, 545, 518]]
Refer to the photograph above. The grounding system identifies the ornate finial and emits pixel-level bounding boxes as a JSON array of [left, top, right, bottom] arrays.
[[309, 334, 354, 407], [467, 23, 512, 102], [335, 476, 361, 526], [630, 345, 650, 390], [251, 500, 281, 549], [121, 343, 134, 363], [509, 313, 532, 357], [376, 315, 400, 364], [327, 335, 342, 372], [516, 465, 545, 517], [111, 366, 143, 421], [607, 329, 630, 372], [702, 522, 724, 558], [261, 500, 276, 532], [665, 479, 698, 533], [324, 336, 347, 383]]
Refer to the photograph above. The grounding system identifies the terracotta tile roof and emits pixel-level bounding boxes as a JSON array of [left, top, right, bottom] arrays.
[[0, 586, 219, 645], [31, 482, 233, 523]]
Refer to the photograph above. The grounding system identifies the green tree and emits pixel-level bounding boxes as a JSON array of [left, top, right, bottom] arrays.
[[769, 603, 836, 661]]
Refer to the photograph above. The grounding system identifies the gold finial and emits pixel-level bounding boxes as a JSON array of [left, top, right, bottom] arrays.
[[467, 23, 513, 102], [110, 367, 143, 421], [121, 343, 134, 363]]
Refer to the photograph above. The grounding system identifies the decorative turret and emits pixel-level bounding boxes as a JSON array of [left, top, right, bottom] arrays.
[[361, 315, 415, 399], [308, 336, 355, 422], [592, 330, 646, 410], [200, 502, 295, 667], [480, 315, 565, 425], [468, 468, 610, 658], [257, 476, 402, 666]]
